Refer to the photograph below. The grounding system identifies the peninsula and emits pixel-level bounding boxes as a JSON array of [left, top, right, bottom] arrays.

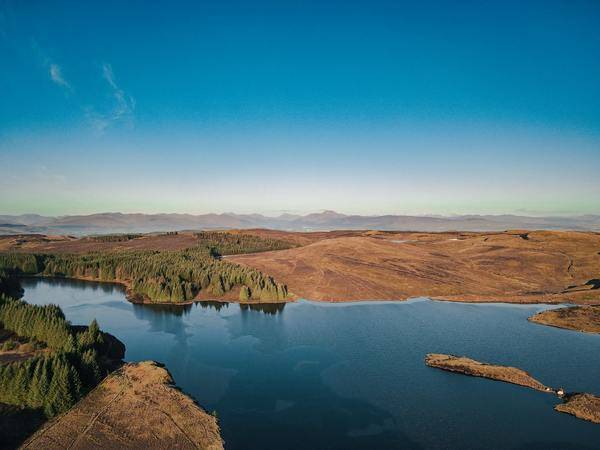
[[21, 361, 224, 449], [529, 305, 600, 333]]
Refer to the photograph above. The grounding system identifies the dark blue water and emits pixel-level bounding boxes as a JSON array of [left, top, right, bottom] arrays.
[[20, 278, 600, 450]]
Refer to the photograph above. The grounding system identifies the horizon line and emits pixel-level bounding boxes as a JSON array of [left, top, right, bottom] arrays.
[[3, 210, 600, 219]]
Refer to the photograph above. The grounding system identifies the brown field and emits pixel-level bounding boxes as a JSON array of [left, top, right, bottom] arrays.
[[425, 353, 553, 392], [21, 361, 224, 450], [230, 230, 600, 304], [556, 393, 600, 424], [0, 232, 201, 254], [528, 305, 600, 333]]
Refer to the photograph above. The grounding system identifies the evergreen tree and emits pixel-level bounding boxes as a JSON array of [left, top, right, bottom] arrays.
[[239, 285, 251, 301]]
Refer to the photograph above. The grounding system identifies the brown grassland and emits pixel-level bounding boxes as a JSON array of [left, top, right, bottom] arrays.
[[528, 305, 600, 333], [2, 229, 599, 305], [556, 393, 600, 424], [425, 353, 552, 392], [21, 361, 224, 450], [231, 229, 600, 304]]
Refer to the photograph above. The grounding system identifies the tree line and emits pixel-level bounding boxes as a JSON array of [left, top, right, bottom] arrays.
[[87, 233, 143, 242], [194, 231, 295, 256], [0, 246, 289, 303], [0, 293, 112, 417]]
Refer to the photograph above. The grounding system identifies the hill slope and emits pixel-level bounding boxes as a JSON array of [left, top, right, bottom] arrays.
[[21, 361, 224, 450]]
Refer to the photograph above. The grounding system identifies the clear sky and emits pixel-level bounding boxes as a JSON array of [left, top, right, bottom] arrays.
[[1, 0, 599, 216]]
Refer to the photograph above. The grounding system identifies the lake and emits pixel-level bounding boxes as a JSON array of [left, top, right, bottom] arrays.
[[20, 277, 600, 449]]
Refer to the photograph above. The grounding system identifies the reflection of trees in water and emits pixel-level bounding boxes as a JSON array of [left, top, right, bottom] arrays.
[[198, 301, 229, 312], [131, 303, 192, 346], [133, 302, 192, 317], [198, 301, 285, 315], [21, 277, 125, 295], [239, 302, 286, 315]]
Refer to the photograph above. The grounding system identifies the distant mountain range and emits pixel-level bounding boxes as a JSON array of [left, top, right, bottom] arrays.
[[1, 211, 599, 236]]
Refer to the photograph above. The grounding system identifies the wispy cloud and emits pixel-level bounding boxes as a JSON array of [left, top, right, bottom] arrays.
[[29, 39, 72, 93], [101, 63, 135, 125], [26, 36, 134, 133], [49, 63, 71, 89], [84, 63, 135, 133]]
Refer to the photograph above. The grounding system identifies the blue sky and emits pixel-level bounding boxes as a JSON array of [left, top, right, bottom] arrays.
[[1, 0, 599, 216]]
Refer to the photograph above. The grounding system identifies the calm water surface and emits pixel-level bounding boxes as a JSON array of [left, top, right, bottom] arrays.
[[20, 278, 600, 450]]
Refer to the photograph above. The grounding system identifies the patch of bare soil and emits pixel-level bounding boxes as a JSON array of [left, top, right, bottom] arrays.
[[555, 393, 600, 424], [21, 361, 224, 450], [0, 329, 48, 365], [425, 353, 553, 392], [229, 230, 600, 304], [529, 305, 600, 333]]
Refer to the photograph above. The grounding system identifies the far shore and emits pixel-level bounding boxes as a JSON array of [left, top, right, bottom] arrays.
[[5, 228, 600, 309]]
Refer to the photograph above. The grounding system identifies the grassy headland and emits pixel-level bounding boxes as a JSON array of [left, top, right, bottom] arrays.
[[529, 305, 600, 333], [21, 361, 224, 449]]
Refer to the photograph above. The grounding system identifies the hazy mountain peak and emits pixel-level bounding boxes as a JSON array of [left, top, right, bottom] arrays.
[[0, 211, 599, 235]]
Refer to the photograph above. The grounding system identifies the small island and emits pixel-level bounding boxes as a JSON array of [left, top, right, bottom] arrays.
[[426, 353, 600, 425], [425, 353, 552, 392], [529, 305, 600, 334], [21, 361, 224, 449]]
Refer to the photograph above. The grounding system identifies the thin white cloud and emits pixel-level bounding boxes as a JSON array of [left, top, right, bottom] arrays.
[[84, 106, 110, 134], [83, 63, 135, 134], [49, 63, 71, 89], [27, 36, 134, 134], [29, 39, 72, 92], [102, 63, 118, 90], [102, 62, 135, 124]]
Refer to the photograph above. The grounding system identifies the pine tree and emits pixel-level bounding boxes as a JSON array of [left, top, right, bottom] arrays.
[[239, 285, 251, 301]]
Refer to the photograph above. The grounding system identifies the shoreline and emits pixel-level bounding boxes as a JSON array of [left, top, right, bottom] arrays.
[[4, 229, 600, 307], [20, 274, 598, 308], [20, 275, 591, 325]]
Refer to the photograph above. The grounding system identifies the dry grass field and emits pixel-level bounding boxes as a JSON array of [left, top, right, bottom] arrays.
[[230, 230, 600, 303], [529, 305, 600, 333], [21, 361, 224, 450], [425, 353, 552, 392]]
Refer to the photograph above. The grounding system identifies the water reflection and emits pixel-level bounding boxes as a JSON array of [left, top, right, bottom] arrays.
[[18, 277, 600, 450], [240, 302, 286, 315], [134, 302, 194, 316], [198, 300, 230, 312]]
